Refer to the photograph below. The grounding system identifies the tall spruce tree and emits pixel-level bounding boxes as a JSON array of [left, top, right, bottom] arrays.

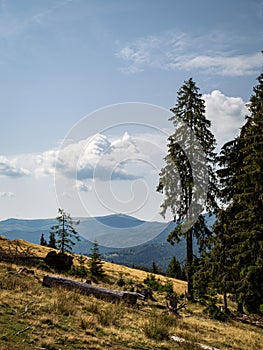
[[228, 72, 263, 313], [157, 78, 217, 300], [211, 70, 263, 314], [193, 138, 243, 308], [50, 208, 80, 253]]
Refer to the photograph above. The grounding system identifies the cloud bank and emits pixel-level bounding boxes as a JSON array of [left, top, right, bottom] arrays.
[[0, 156, 30, 178]]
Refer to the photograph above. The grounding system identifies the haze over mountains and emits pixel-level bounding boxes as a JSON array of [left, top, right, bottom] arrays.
[[0, 214, 214, 270]]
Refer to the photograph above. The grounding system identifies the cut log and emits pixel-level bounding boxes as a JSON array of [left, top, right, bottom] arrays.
[[42, 274, 142, 305]]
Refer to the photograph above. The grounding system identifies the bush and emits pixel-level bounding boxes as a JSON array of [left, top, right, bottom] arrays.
[[116, 273, 125, 287], [0, 273, 31, 291], [51, 288, 79, 316], [203, 299, 227, 321], [143, 312, 175, 340], [68, 265, 88, 278], [97, 303, 123, 326], [143, 274, 174, 294], [35, 260, 52, 272]]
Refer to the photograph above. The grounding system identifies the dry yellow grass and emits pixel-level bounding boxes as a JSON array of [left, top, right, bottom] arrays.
[[0, 238, 262, 350]]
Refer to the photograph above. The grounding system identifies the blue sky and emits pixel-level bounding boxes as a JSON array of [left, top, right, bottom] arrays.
[[0, 0, 262, 221]]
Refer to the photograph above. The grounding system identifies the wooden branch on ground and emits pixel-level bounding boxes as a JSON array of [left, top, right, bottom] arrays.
[[42, 274, 143, 305], [15, 326, 32, 336]]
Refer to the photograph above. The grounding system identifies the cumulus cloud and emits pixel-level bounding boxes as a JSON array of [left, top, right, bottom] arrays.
[[0, 156, 30, 178], [36, 133, 144, 182], [203, 90, 248, 147], [116, 30, 261, 76]]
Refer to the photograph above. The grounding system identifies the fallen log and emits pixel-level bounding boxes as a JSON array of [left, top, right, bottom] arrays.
[[42, 274, 142, 305]]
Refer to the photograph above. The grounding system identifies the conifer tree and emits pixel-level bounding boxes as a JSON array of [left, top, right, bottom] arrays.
[[40, 233, 47, 246], [89, 241, 104, 279], [50, 208, 80, 253], [228, 71, 263, 313], [166, 256, 183, 280], [211, 69, 263, 314], [157, 78, 218, 300], [47, 232, 57, 249]]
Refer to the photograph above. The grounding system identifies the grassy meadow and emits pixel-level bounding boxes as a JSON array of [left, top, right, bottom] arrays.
[[0, 237, 262, 350]]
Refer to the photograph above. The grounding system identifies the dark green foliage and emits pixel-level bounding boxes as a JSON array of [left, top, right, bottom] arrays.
[[157, 78, 217, 300], [88, 241, 104, 280], [143, 274, 174, 294], [210, 70, 263, 314], [203, 299, 227, 322], [116, 273, 125, 287], [47, 232, 57, 249], [68, 255, 88, 278], [40, 233, 47, 246], [35, 260, 52, 272], [50, 208, 80, 253], [166, 256, 183, 279], [151, 261, 163, 274]]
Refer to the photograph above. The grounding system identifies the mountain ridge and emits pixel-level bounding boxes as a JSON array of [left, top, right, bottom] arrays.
[[0, 213, 214, 270]]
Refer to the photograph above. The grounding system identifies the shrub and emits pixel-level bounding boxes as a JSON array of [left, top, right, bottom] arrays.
[[143, 312, 175, 340], [203, 299, 227, 321], [0, 273, 31, 291], [143, 274, 174, 294], [116, 273, 126, 287], [51, 288, 79, 316], [68, 265, 88, 278], [35, 260, 52, 272], [97, 303, 123, 326]]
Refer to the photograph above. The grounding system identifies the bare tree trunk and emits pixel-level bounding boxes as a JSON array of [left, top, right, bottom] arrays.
[[223, 291, 228, 312], [186, 229, 194, 301]]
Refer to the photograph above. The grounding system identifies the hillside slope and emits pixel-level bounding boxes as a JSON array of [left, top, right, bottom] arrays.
[[0, 237, 262, 350]]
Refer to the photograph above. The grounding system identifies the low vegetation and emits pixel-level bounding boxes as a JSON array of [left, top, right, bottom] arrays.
[[0, 238, 262, 349]]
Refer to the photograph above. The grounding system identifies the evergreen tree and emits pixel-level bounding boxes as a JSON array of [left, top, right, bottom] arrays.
[[157, 78, 218, 300], [228, 72, 263, 313], [166, 256, 183, 280], [89, 241, 104, 279], [151, 261, 162, 274], [50, 208, 80, 253], [211, 70, 263, 314], [47, 232, 57, 249], [40, 233, 47, 246]]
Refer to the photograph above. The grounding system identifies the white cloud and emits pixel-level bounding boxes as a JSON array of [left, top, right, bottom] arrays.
[[0, 191, 14, 198], [116, 30, 262, 76], [203, 90, 248, 147], [0, 156, 30, 178], [75, 181, 92, 192], [36, 133, 144, 182]]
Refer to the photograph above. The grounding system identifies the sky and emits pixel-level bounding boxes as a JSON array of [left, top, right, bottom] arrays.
[[0, 0, 262, 221]]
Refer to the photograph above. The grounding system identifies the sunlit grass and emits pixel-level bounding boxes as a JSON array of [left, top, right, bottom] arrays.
[[0, 239, 262, 349]]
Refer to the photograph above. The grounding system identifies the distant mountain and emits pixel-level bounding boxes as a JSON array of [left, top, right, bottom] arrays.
[[0, 213, 215, 271]]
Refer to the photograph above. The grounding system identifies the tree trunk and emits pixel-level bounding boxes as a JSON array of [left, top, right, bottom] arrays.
[[237, 302, 244, 314], [223, 291, 228, 312], [42, 274, 142, 304], [186, 229, 194, 301]]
